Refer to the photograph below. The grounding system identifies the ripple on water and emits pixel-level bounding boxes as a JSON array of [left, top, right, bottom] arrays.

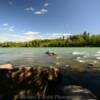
[[72, 51, 86, 55], [96, 57, 100, 60], [76, 57, 86, 63], [97, 51, 100, 54], [94, 52, 100, 60]]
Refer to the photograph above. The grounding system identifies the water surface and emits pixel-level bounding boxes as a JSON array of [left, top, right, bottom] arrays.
[[0, 47, 100, 70]]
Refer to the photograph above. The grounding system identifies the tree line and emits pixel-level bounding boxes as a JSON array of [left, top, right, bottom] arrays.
[[0, 32, 100, 47]]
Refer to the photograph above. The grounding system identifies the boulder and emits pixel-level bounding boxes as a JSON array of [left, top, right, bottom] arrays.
[[63, 85, 97, 100], [0, 64, 13, 69]]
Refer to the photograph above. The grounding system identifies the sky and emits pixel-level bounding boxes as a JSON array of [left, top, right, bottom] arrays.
[[0, 0, 100, 42]]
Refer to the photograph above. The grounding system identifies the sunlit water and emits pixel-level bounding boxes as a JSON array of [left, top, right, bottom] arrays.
[[0, 47, 100, 70]]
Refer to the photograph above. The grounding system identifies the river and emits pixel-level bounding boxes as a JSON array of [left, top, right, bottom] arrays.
[[0, 47, 100, 70]]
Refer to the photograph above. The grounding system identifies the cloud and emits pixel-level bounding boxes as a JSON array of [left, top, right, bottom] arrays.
[[34, 11, 42, 15], [34, 8, 48, 15], [8, 26, 15, 32], [24, 31, 39, 35], [0, 31, 41, 42], [0, 33, 35, 42], [51, 33, 71, 37], [3, 23, 9, 26], [42, 33, 72, 39], [0, 31, 72, 42], [8, 1, 13, 5], [41, 8, 48, 13], [0, 33, 27, 42], [25, 7, 35, 12], [44, 3, 49, 7], [1, 23, 15, 32], [0, 24, 71, 42], [25, 2, 49, 15]]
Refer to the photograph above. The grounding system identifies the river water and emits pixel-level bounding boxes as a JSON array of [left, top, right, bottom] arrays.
[[0, 47, 100, 70]]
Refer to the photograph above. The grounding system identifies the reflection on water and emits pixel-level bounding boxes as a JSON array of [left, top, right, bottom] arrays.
[[0, 47, 100, 71]]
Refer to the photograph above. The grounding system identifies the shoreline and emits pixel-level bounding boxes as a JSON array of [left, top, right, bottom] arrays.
[[0, 65, 99, 99]]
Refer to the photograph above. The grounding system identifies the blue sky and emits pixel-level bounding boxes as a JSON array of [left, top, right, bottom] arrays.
[[0, 0, 100, 41]]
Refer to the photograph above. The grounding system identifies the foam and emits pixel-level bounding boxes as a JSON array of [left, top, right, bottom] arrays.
[[72, 51, 86, 55]]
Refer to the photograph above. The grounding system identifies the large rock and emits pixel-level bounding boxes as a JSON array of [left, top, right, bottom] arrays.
[[63, 85, 97, 100], [0, 66, 63, 99], [0, 64, 13, 69]]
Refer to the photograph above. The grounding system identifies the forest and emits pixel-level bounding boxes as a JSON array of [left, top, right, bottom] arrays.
[[0, 32, 100, 47]]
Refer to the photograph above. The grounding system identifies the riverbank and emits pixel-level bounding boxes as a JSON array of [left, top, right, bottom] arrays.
[[0, 65, 99, 100], [0, 32, 100, 47]]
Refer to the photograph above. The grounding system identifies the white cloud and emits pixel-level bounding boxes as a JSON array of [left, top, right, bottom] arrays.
[[41, 8, 48, 13], [0, 24, 71, 42], [34, 8, 48, 15], [25, 7, 35, 12], [0, 31, 41, 42], [0, 33, 35, 42], [42, 33, 72, 39], [0, 32, 72, 42], [0, 24, 42, 42], [8, 26, 15, 32], [3, 23, 9, 26], [1, 23, 15, 32], [24, 31, 39, 35], [25, 3, 49, 15], [51, 33, 71, 37], [44, 3, 49, 7], [34, 11, 42, 15]]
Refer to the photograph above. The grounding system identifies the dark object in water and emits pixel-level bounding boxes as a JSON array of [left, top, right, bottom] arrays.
[[45, 51, 57, 56]]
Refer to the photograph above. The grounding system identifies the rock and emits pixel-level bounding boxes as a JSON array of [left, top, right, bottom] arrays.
[[0, 66, 98, 100], [0, 64, 13, 69], [63, 85, 97, 100], [25, 72, 32, 78]]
